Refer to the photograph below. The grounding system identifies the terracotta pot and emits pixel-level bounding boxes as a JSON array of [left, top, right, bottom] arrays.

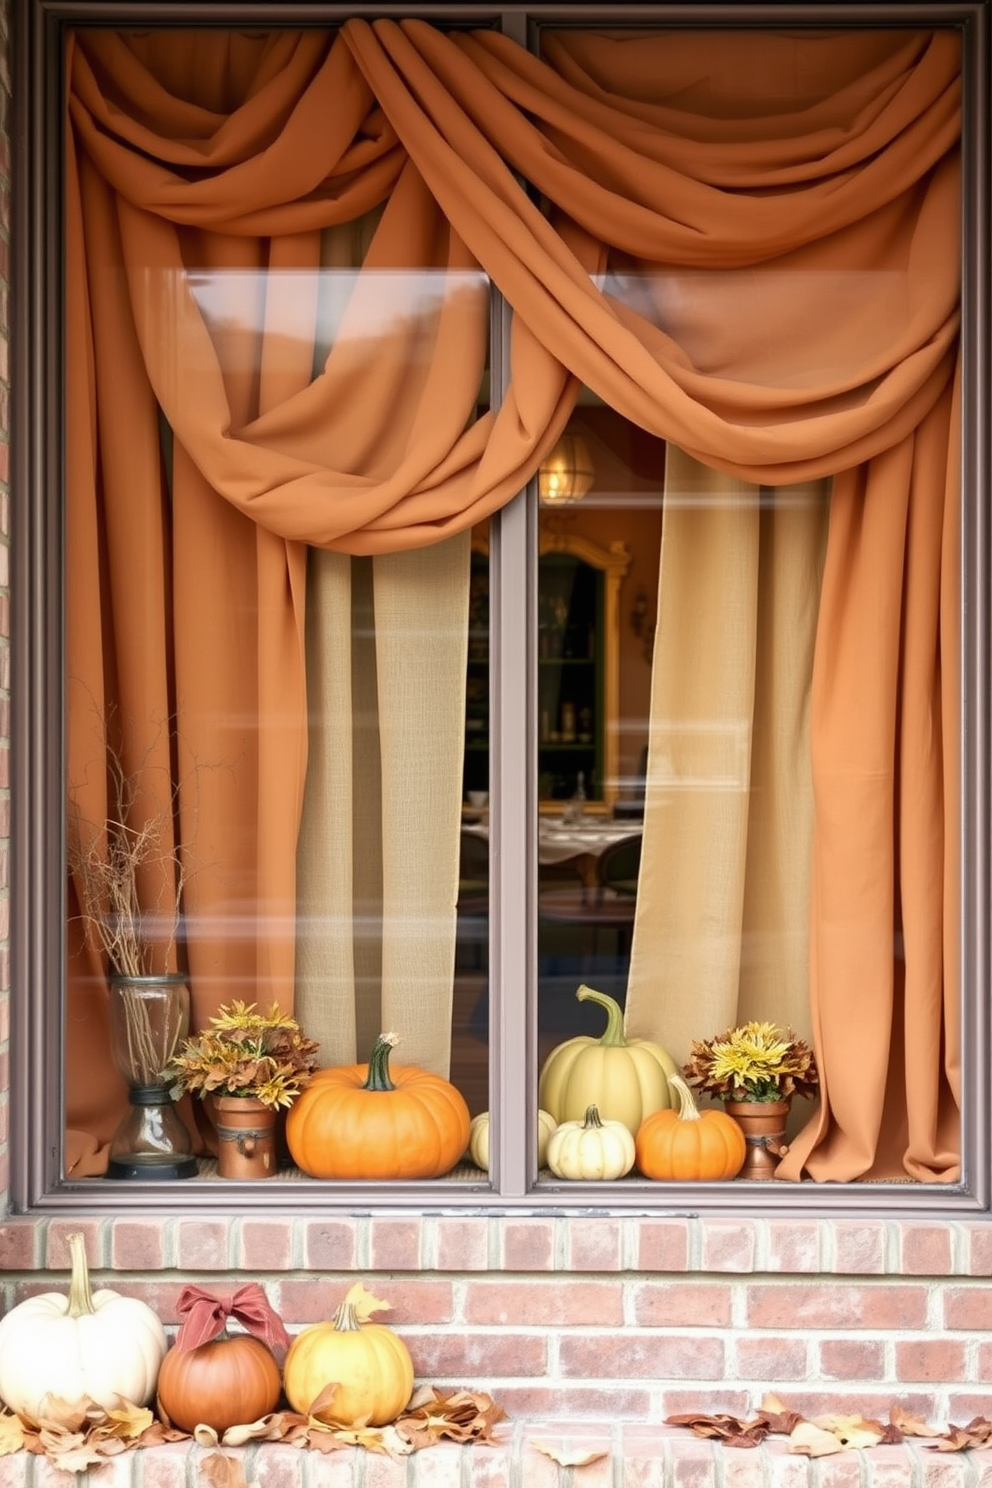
[[724, 1098, 791, 1180], [212, 1095, 279, 1179]]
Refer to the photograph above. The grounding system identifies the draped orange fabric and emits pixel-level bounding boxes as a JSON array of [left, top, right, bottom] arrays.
[[65, 21, 960, 1181]]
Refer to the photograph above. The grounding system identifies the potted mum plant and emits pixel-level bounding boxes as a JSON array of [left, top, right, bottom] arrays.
[[167, 1001, 320, 1179], [682, 1021, 819, 1179]]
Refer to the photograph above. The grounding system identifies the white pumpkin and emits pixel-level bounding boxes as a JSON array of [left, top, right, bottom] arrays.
[[546, 1103, 636, 1180], [0, 1232, 167, 1416], [467, 1109, 558, 1172]]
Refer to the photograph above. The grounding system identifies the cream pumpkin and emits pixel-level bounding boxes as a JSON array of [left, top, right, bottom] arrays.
[[468, 1108, 557, 1171], [546, 1103, 636, 1180], [538, 985, 678, 1133], [0, 1233, 167, 1416]]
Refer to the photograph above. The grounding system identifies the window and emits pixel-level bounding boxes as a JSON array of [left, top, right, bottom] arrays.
[[11, 2, 989, 1212]]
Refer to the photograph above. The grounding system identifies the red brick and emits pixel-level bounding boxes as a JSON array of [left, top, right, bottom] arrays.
[[661, 1431, 720, 1488], [759, 1390, 939, 1422], [497, 1384, 652, 1420], [631, 1281, 732, 1328], [465, 1279, 622, 1327], [276, 1277, 353, 1325], [733, 1334, 809, 1380], [301, 1219, 358, 1270], [100, 1280, 186, 1323], [899, 1225, 954, 1276], [370, 1279, 453, 1327], [699, 1220, 756, 1273], [436, 1216, 489, 1270], [946, 1390, 992, 1424], [500, 1219, 554, 1270], [407, 1330, 546, 1379], [174, 1218, 229, 1270], [560, 1331, 724, 1380], [636, 1219, 690, 1272], [964, 1225, 992, 1277], [661, 1388, 751, 1420], [818, 1337, 886, 1380], [0, 1220, 38, 1268], [110, 1219, 166, 1271], [129, 1443, 189, 1488], [815, 1452, 874, 1488], [894, 1339, 967, 1383], [943, 1287, 992, 1329], [565, 1218, 622, 1271], [369, 1218, 422, 1270], [832, 1222, 887, 1273], [46, 1218, 104, 1269], [747, 1284, 926, 1330], [408, 1440, 475, 1488], [0, 1454, 28, 1488], [251, 1442, 307, 1488], [240, 1218, 294, 1271], [767, 1221, 821, 1274]]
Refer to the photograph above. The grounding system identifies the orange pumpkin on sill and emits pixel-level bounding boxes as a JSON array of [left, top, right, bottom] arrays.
[[286, 1032, 471, 1180]]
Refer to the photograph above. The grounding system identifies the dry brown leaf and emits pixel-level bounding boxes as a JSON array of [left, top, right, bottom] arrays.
[[139, 1420, 190, 1447], [788, 1421, 847, 1457], [531, 1440, 609, 1467], [47, 1441, 109, 1474], [198, 1451, 249, 1488], [221, 1412, 310, 1447], [812, 1415, 885, 1450], [665, 1412, 768, 1446], [344, 1280, 391, 1321], [926, 1419, 992, 1453], [0, 1414, 25, 1456], [761, 1394, 791, 1414], [304, 1430, 351, 1454], [395, 1386, 507, 1449], [194, 1426, 221, 1448], [890, 1405, 941, 1438], [96, 1402, 155, 1440], [307, 1382, 343, 1423]]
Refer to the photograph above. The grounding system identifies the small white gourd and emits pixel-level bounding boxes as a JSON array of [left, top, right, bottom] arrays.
[[546, 1103, 636, 1180], [0, 1232, 167, 1416], [467, 1109, 558, 1172]]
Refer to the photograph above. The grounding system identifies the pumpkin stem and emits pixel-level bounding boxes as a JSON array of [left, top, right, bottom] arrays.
[[668, 1074, 703, 1122], [332, 1300, 363, 1333], [66, 1232, 97, 1318], [362, 1033, 399, 1092], [575, 985, 627, 1047], [582, 1104, 604, 1129]]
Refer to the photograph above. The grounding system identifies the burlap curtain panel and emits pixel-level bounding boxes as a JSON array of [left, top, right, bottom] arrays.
[[65, 21, 961, 1181]]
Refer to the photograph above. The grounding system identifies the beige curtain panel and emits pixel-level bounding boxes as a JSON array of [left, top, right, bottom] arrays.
[[65, 22, 960, 1182]]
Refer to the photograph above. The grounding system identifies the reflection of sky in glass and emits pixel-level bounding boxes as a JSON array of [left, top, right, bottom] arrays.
[[599, 269, 911, 388], [186, 269, 489, 365]]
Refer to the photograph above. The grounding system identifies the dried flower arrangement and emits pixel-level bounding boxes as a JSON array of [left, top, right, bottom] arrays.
[[67, 724, 189, 981], [683, 1021, 819, 1104], [167, 1000, 320, 1110]]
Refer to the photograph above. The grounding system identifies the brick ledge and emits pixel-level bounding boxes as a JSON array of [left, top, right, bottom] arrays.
[[1, 1427, 991, 1487]]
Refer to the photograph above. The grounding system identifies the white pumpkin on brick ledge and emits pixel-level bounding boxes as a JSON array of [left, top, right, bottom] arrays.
[[0, 1233, 167, 1417]]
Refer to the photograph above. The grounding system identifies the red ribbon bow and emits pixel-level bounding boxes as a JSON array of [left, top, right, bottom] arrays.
[[173, 1283, 291, 1357]]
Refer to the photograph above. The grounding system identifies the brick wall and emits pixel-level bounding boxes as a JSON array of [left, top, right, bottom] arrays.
[[1, 1215, 991, 1428]]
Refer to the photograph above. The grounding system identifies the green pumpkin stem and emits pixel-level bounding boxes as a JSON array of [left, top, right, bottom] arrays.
[[332, 1299, 362, 1333], [582, 1104, 604, 1129], [362, 1032, 399, 1092], [668, 1074, 702, 1122], [576, 985, 627, 1047], [66, 1232, 97, 1318]]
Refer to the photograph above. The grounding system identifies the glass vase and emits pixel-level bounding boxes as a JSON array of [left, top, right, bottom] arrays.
[[106, 974, 197, 1180]]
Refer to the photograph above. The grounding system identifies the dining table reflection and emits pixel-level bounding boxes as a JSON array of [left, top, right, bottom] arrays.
[[462, 812, 641, 890]]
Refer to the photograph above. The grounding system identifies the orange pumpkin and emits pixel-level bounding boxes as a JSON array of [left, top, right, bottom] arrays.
[[635, 1074, 746, 1181], [286, 1032, 471, 1180], [156, 1334, 281, 1434]]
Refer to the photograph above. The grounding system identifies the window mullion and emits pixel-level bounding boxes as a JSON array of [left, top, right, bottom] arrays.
[[489, 287, 537, 1198]]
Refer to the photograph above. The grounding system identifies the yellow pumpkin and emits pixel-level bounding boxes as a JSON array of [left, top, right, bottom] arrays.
[[538, 985, 678, 1134], [546, 1103, 635, 1180], [467, 1109, 557, 1171], [283, 1296, 414, 1426]]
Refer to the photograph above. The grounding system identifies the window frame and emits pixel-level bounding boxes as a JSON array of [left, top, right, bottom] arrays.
[[11, 0, 990, 1216]]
